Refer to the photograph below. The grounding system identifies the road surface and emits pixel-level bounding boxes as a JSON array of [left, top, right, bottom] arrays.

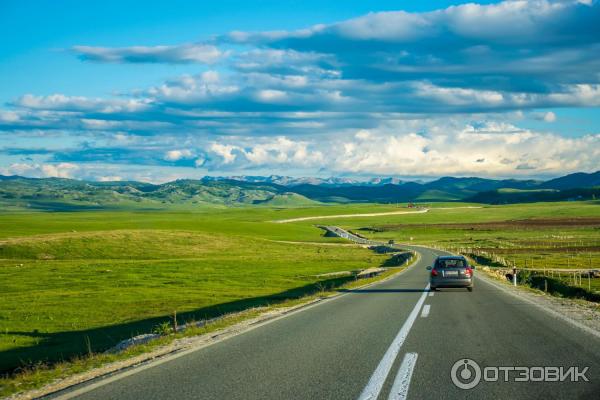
[[47, 246, 599, 400], [272, 209, 429, 223]]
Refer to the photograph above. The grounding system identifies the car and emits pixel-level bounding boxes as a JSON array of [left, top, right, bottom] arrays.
[[427, 256, 474, 292]]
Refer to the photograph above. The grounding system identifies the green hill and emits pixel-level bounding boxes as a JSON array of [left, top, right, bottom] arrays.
[[1, 171, 599, 210], [252, 192, 321, 207]]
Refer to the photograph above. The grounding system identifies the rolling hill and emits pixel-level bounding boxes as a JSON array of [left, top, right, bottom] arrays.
[[0, 171, 598, 210]]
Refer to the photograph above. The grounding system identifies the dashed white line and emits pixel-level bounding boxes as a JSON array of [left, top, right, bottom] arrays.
[[428, 292, 434, 297], [420, 305, 430, 318], [357, 284, 429, 400], [387, 353, 419, 400]]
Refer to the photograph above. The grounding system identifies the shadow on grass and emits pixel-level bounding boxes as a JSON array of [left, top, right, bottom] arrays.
[[0, 276, 354, 374]]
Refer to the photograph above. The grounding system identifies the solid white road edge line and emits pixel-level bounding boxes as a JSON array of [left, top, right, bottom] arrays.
[[387, 353, 418, 400], [420, 305, 430, 318], [357, 284, 429, 400]]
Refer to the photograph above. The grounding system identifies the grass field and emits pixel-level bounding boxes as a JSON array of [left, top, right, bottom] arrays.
[[331, 201, 600, 296], [1, 200, 599, 378], [0, 208, 395, 372]]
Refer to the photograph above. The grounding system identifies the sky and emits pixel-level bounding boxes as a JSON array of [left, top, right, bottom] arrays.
[[1, 0, 599, 183]]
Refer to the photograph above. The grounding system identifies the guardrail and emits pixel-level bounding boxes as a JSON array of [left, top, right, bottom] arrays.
[[317, 225, 416, 259]]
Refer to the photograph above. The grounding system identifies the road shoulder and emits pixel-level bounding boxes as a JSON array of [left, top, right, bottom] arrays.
[[477, 270, 600, 339]]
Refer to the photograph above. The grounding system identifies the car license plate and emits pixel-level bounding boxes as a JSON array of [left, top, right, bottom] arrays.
[[445, 271, 458, 277]]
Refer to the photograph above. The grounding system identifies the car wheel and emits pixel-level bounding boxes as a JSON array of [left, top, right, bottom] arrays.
[[467, 287, 473, 292], [430, 286, 437, 291]]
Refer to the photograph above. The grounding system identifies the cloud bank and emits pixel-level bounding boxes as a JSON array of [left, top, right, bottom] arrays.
[[2, 0, 600, 181]]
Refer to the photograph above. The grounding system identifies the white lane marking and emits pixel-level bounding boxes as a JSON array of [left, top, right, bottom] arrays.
[[420, 305, 430, 318], [357, 284, 429, 400], [428, 292, 434, 297], [49, 254, 421, 400], [388, 353, 419, 400]]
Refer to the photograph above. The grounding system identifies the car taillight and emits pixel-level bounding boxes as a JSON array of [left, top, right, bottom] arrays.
[[431, 269, 438, 276], [465, 268, 472, 276]]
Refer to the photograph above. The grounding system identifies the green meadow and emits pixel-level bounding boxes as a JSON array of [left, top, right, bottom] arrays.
[[332, 201, 600, 295], [1, 204, 405, 373], [1, 201, 599, 375]]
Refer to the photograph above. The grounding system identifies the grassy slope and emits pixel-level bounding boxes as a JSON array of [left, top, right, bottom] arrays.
[[1, 201, 599, 373], [0, 206, 394, 372], [330, 201, 600, 293]]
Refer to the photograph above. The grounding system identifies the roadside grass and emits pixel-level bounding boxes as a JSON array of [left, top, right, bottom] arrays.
[[0, 253, 412, 398], [1, 200, 598, 397], [339, 202, 600, 272], [0, 228, 390, 373], [330, 201, 600, 300]]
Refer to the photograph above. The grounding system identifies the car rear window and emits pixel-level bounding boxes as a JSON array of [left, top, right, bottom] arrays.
[[436, 259, 466, 268]]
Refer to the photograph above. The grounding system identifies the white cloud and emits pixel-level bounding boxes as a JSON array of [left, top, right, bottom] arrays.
[[164, 149, 194, 161], [147, 71, 239, 103], [2, 162, 79, 178], [16, 94, 150, 113], [2, 1, 599, 181], [0, 110, 20, 122], [197, 122, 600, 177], [324, 124, 600, 176], [355, 129, 371, 140], [210, 143, 238, 164], [543, 111, 557, 122], [255, 89, 288, 103], [240, 137, 323, 165]]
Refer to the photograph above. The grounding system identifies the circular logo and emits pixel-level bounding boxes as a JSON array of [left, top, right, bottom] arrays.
[[451, 358, 481, 390]]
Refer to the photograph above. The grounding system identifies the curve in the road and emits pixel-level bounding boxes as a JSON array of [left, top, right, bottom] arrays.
[[271, 209, 429, 223], [272, 206, 483, 224], [44, 227, 600, 400]]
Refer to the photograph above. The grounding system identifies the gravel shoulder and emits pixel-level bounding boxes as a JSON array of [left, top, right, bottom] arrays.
[[478, 267, 600, 338]]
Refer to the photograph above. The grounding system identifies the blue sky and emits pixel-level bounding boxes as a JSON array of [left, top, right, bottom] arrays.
[[1, 0, 599, 182]]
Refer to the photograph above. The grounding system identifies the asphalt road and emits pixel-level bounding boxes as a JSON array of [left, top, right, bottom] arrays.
[[49, 246, 600, 400]]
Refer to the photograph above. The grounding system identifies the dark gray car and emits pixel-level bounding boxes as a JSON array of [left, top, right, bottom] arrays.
[[427, 256, 473, 291]]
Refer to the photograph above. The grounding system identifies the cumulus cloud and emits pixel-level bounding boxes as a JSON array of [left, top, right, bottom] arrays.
[[72, 44, 226, 64], [1, 162, 79, 178], [221, 1, 600, 97], [3, 1, 598, 136], [544, 111, 557, 122], [164, 149, 194, 161], [190, 122, 600, 177], [112, 121, 597, 177], [2, 1, 600, 179]]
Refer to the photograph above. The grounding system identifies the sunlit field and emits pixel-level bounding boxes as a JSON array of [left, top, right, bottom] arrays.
[[1, 201, 598, 374]]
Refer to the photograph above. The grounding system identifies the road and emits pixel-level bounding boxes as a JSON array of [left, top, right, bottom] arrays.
[[272, 209, 429, 223], [48, 244, 600, 399], [272, 206, 483, 223]]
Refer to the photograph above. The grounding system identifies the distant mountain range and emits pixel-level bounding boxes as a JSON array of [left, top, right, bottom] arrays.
[[202, 175, 405, 187], [0, 171, 599, 211]]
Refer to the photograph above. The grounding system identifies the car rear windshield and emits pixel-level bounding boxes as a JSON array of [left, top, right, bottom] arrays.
[[436, 259, 466, 268]]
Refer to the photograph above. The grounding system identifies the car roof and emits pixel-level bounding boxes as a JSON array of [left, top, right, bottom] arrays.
[[436, 256, 466, 260]]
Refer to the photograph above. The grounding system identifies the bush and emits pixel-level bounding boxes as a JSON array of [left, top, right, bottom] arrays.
[[152, 321, 172, 336]]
